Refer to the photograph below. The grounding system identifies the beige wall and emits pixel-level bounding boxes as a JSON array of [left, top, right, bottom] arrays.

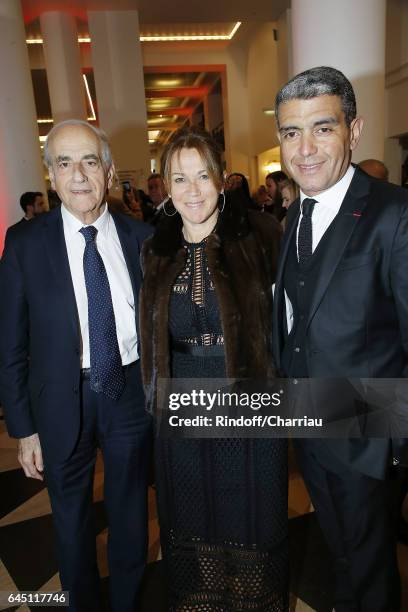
[[385, 0, 408, 138], [384, 0, 408, 183], [245, 18, 289, 187], [246, 22, 280, 159]]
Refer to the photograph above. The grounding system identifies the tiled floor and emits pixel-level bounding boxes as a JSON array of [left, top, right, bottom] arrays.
[[0, 416, 406, 611]]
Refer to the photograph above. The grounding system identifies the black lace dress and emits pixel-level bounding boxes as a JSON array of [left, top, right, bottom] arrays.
[[155, 239, 289, 612]]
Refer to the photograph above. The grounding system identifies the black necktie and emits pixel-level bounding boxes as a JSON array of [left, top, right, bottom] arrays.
[[80, 226, 125, 401], [298, 198, 316, 267]]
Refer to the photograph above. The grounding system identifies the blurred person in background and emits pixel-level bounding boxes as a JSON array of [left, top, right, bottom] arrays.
[[358, 158, 389, 181], [146, 173, 168, 225], [47, 188, 62, 210], [265, 171, 288, 221], [147, 172, 167, 208], [279, 179, 299, 230], [226, 172, 252, 201], [252, 184, 274, 212], [280, 179, 298, 211], [5, 191, 46, 239], [122, 184, 144, 221]]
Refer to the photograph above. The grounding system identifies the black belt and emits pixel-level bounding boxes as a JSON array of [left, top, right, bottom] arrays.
[[172, 341, 225, 357], [81, 361, 137, 380]]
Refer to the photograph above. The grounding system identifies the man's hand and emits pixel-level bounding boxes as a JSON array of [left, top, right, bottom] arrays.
[[18, 433, 44, 481]]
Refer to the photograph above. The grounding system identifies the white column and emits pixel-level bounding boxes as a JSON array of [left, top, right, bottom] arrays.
[[40, 12, 86, 123], [291, 0, 387, 161], [88, 10, 150, 187], [0, 0, 46, 248]]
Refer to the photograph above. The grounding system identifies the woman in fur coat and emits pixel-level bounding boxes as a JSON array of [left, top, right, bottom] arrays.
[[140, 126, 288, 611]]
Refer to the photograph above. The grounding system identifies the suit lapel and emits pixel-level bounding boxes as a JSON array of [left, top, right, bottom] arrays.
[[273, 200, 300, 368], [306, 168, 370, 329], [42, 207, 80, 342], [111, 213, 142, 318]]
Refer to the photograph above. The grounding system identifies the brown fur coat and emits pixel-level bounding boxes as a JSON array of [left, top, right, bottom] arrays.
[[139, 193, 282, 408]]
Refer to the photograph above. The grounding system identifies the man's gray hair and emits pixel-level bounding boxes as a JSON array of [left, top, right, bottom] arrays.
[[275, 66, 357, 127], [43, 119, 113, 170]]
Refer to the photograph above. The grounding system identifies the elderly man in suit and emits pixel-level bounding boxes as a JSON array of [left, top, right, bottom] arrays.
[[0, 120, 152, 612], [272, 66, 408, 612]]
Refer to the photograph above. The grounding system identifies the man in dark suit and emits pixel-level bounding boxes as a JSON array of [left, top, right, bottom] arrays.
[[6, 191, 45, 236], [0, 120, 152, 612], [272, 66, 408, 612]]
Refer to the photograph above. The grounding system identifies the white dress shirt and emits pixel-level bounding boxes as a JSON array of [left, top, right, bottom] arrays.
[[61, 203, 139, 368], [285, 165, 355, 332]]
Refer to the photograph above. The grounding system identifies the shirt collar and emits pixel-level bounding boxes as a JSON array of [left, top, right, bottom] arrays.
[[61, 202, 110, 239], [300, 165, 355, 215]]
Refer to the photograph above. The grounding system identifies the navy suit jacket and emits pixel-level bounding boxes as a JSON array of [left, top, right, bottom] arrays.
[[4, 217, 28, 240], [272, 167, 408, 478], [0, 205, 151, 462]]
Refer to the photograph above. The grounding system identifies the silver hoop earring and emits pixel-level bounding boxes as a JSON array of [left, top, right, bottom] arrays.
[[163, 197, 177, 217], [218, 192, 226, 213]]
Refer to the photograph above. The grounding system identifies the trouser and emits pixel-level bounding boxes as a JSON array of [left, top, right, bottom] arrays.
[[44, 361, 153, 612], [294, 439, 400, 612]]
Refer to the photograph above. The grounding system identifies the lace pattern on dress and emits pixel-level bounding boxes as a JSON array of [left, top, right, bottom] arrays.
[[172, 241, 221, 347], [167, 538, 288, 612]]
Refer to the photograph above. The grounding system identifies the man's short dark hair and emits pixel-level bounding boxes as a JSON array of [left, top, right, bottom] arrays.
[[275, 66, 357, 127], [20, 191, 43, 213], [147, 173, 163, 183]]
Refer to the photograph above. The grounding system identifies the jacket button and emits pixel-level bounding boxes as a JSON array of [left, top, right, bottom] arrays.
[[294, 347, 300, 353], [393, 457, 400, 466], [299, 280, 305, 287]]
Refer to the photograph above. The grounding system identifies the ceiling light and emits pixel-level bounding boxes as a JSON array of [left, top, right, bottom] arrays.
[[37, 117, 95, 125], [264, 162, 281, 173], [155, 79, 183, 87], [140, 23, 241, 41], [148, 100, 175, 109], [148, 116, 174, 124], [263, 108, 276, 116], [83, 74, 96, 121], [26, 22, 242, 45]]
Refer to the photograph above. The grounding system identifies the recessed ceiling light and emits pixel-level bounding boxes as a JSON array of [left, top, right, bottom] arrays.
[[155, 79, 183, 87], [148, 116, 174, 124]]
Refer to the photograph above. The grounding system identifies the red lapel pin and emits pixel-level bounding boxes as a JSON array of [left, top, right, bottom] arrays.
[[352, 210, 362, 217]]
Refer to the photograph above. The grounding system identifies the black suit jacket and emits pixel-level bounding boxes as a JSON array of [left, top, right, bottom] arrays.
[[4, 217, 28, 240], [0, 206, 151, 462], [272, 167, 408, 478]]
